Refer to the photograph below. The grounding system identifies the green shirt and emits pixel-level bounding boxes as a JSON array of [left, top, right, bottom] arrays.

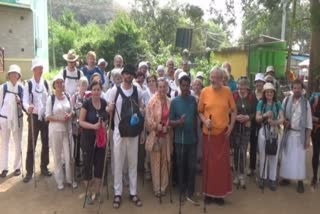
[[256, 100, 283, 119], [169, 95, 197, 144]]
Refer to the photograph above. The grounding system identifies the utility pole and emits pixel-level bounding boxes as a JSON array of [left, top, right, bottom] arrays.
[[286, 0, 297, 78], [281, 0, 289, 40], [49, 0, 56, 70]]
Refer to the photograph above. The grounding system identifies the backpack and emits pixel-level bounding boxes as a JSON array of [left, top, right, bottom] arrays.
[[50, 93, 71, 112], [63, 69, 81, 80], [2, 83, 26, 113], [310, 93, 320, 115], [113, 85, 144, 137], [28, 80, 49, 104]]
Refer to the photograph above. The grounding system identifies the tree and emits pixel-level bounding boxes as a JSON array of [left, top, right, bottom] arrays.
[[308, 0, 320, 92]]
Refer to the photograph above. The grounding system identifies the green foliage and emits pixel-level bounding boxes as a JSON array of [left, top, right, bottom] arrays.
[[49, 11, 149, 69], [43, 68, 61, 81], [191, 56, 219, 87]]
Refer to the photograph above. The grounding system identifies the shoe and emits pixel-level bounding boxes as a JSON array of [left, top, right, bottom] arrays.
[[57, 184, 64, 190], [247, 169, 255, 177], [239, 177, 246, 189], [297, 181, 304, 193], [213, 198, 225, 206], [233, 177, 239, 185], [93, 193, 103, 203], [23, 174, 33, 183], [0, 170, 8, 178], [269, 180, 277, 191], [186, 196, 200, 206], [258, 178, 265, 189], [68, 182, 78, 189], [279, 179, 291, 186], [41, 169, 52, 177], [13, 169, 21, 176], [85, 194, 94, 205], [311, 177, 317, 187]]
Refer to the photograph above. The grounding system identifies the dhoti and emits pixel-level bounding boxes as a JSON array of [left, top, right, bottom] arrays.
[[202, 130, 232, 198]]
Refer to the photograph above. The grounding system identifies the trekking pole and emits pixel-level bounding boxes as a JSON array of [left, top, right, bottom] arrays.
[[203, 115, 212, 213], [97, 115, 113, 213], [236, 124, 243, 190], [29, 113, 37, 188], [165, 137, 173, 203], [179, 128, 185, 214], [83, 140, 97, 208], [159, 136, 162, 204], [67, 121, 75, 193], [16, 99, 24, 179]]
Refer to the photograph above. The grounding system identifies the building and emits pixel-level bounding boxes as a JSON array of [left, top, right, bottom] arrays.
[[213, 35, 287, 82], [0, 0, 48, 82]]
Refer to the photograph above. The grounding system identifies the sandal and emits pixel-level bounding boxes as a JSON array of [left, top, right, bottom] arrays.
[[113, 195, 121, 209], [129, 195, 143, 207]]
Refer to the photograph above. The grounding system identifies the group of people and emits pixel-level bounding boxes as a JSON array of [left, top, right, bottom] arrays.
[[0, 49, 319, 211]]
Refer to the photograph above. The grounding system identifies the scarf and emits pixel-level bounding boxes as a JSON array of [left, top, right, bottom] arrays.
[[32, 78, 48, 121], [284, 95, 308, 146], [6, 81, 19, 131]]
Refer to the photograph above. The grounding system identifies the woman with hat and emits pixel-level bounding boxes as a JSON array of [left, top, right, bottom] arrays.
[[256, 82, 284, 191], [45, 75, 76, 190], [248, 73, 265, 176], [0, 64, 24, 177], [231, 77, 256, 189], [61, 49, 84, 96]]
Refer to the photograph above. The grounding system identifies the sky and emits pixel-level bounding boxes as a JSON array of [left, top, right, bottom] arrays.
[[115, 0, 243, 41]]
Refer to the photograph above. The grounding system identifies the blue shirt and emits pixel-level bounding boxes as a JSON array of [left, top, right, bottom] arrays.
[[256, 100, 283, 119], [228, 79, 237, 92], [169, 95, 197, 144], [81, 66, 105, 84]]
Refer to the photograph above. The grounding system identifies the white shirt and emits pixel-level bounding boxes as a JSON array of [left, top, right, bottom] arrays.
[[46, 95, 71, 132], [290, 98, 312, 130], [59, 67, 84, 96], [23, 77, 50, 120], [108, 83, 143, 129]]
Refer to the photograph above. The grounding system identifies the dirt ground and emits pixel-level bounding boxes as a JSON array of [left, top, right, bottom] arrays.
[[1, 123, 320, 214]]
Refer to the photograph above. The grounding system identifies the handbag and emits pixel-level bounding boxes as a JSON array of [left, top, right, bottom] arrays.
[[263, 123, 278, 156]]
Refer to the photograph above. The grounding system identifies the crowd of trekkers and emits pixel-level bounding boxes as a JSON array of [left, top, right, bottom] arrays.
[[0, 49, 319, 210]]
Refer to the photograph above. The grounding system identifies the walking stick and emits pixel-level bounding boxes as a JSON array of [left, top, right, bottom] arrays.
[[83, 139, 97, 208], [97, 115, 113, 213], [203, 115, 212, 213], [67, 121, 75, 193], [16, 99, 24, 179], [159, 136, 162, 204], [29, 113, 37, 188], [236, 124, 243, 190], [179, 129, 184, 214], [165, 137, 173, 203]]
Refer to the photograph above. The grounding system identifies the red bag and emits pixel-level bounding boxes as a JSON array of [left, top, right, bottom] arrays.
[[96, 126, 107, 148]]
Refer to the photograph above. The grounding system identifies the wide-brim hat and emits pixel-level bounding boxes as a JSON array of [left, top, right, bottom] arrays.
[[63, 49, 79, 62], [31, 58, 44, 71], [52, 75, 64, 89], [122, 64, 136, 77], [263, 82, 275, 91], [196, 71, 204, 78], [265, 65, 275, 74], [7, 64, 21, 79], [138, 61, 148, 69], [254, 73, 265, 82]]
